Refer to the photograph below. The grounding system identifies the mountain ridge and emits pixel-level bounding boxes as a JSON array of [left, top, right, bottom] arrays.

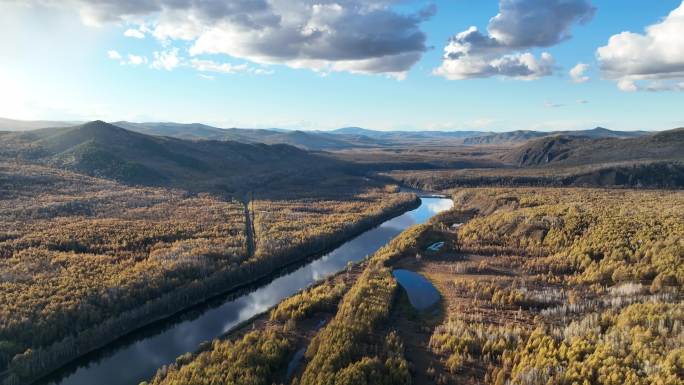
[[0, 117, 661, 149], [502, 127, 684, 167], [0, 120, 341, 192]]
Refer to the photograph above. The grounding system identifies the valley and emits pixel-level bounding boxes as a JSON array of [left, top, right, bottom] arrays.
[[4, 2, 684, 384], [0, 120, 682, 385], [140, 188, 682, 385]]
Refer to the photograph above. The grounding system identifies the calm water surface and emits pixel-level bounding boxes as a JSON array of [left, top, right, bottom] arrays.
[[392, 269, 441, 310], [38, 197, 453, 385]]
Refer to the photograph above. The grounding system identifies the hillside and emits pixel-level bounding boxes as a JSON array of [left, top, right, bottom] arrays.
[[1, 118, 658, 150], [112, 121, 230, 140], [112, 121, 386, 150], [463, 130, 548, 145], [503, 127, 684, 167], [0, 121, 341, 192], [558, 126, 649, 138], [384, 161, 684, 189], [464, 127, 649, 146]]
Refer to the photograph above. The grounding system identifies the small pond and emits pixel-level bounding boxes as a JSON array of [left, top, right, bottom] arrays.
[[392, 269, 440, 310]]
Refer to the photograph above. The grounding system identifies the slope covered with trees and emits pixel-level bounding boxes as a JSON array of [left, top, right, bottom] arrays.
[[143, 276, 351, 385], [384, 161, 684, 189], [136, 187, 683, 385], [426, 188, 684, 385], [0, 121, 341, 193], [502, 128, 684, 167], [0, 157, 417, 385]]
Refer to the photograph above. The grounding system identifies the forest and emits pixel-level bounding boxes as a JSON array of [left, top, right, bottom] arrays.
[[426, 188, 684, 385], [0, 160, 417, 385], [140, 187, 683, 385], [383, 161, 684, 190], [2, 121, 683, 385]]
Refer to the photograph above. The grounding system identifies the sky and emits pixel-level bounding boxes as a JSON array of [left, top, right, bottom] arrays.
[[1, 0, 683, 132]]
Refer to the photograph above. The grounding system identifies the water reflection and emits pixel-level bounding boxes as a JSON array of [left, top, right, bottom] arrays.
[[392, 269, 441, 310], [38, 198, 453, 385]]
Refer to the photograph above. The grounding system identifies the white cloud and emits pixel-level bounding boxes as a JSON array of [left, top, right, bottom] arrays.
[[617, 79, 638, 92], [435, 49, 554, 80], [570, 62, 590, 83], [124, 28, 145, 39], [151, 48, 180, 71], [30, 0, 434, 77], [109, 46, 271, 76], [190, 58, 274, 76], [107, 50, 122, 60], [127, 54, 146, 65], [597, 1, 684, 91], [253, 68, 274, 76], [190, 59, 249, 74], [435, 0, 594, 80], [107, 50, 147, 66]]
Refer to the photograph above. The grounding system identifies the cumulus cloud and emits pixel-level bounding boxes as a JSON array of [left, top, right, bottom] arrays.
[[127, 54, 146, 65], [124, 28, 145, 39], [597, 1, 684, 91], [107, 50, 147, 66], [191, 59, 249, 74], [31, 0, 434, 78], [570, 62, 589, 83], [618, 79, 684, 92], [190, 58, 273, 75], [151, 48, 181, 71], [435, 0, 595, 80], [436, 49, 554, 80], [107, 50, 122, 60]]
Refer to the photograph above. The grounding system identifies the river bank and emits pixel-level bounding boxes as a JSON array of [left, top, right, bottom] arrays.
[[8, 195, 422, 385]]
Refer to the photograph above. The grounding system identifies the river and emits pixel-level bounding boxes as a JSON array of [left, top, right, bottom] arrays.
[[37, 196, 453, 385]]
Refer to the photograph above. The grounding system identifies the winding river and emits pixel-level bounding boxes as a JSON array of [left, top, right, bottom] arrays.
[[37, 196, 453, 385]]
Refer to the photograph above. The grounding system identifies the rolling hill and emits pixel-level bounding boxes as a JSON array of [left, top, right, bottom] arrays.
[[463, 130, 548, 145], [0, 121, 342, 192], [329, 127, 486, 140], [503, 127, 684, 167], [464, 127, 650, 146], [113, 121, 384, 150], [1, 117, 658, 150]]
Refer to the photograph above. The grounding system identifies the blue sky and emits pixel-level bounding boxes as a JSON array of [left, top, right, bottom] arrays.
[[1, 0, 683, 131]]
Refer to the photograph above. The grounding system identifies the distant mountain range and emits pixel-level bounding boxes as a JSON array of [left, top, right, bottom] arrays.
[[330, 126, 486, 139], [112, 121, 377, 150], [1, 120, 681, 191], [0, 117, 658, 150], [464, 127, 649, 145]]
